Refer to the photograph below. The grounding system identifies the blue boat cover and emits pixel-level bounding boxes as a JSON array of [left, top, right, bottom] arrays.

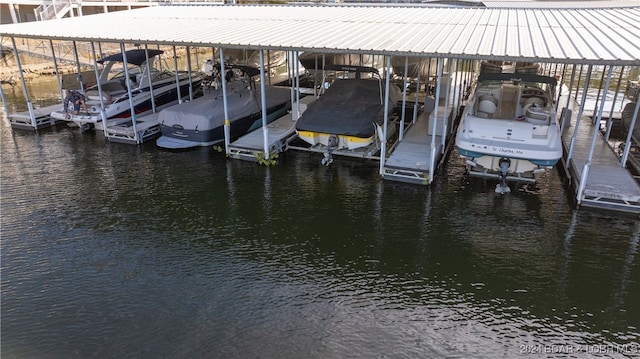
[[295, 79, 402, 138]]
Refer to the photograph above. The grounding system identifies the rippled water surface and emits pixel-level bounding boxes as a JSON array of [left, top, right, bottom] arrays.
[[1, 94, 639, 358]]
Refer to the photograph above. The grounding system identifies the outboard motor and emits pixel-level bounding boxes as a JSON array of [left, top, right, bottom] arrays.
[[322, 135, 339, 166], [496, 158, 512, 194]]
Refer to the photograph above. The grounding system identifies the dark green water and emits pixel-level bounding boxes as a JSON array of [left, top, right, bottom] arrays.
[[1, 87, 639, 358]]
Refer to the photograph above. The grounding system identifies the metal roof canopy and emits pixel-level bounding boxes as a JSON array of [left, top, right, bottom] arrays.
[[0, 4, 639, 66]]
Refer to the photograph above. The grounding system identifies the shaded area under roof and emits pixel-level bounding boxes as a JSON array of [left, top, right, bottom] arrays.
[[1, 4, 639, 65]]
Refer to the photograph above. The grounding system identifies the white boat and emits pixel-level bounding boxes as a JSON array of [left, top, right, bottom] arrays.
[[51, 49, 201, 132], [295, 65, 402, 165], [455, 72, 562, 193], [156, 65, 291, 150]]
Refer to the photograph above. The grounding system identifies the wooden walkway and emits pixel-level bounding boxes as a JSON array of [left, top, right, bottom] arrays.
[[560, 99, 640, 214]]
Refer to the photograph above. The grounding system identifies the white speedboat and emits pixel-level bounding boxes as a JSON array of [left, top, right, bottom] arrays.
[[156, 64, 291, 150], [51, 49, 201, 132], [455, 72, 562, 193], [295, 65, 402, 165]]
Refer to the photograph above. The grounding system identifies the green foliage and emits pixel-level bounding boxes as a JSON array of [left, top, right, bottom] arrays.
[[253, 151, 278, 166]]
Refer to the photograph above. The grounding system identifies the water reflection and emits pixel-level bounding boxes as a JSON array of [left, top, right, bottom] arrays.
[[1, 112, 639, 358]]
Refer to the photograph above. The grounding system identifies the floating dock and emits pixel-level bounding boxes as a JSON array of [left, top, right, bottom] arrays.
[[382, 97, 455, 185], [7, 104, 63, 130], [560, 102, 640, 214], [228, 96, 316, 161], [104, 112, 161, 145]]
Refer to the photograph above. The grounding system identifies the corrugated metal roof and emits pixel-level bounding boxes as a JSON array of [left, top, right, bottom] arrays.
[[482, 1, 640, 9], [0, 4, 638, 65]]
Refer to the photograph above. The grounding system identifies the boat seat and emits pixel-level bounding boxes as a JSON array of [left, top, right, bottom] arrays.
[[476, 94, 498, 118], [523, 103, 550, 125]]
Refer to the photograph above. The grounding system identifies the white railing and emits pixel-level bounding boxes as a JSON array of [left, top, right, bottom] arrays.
[[34, 0, 73, 21]]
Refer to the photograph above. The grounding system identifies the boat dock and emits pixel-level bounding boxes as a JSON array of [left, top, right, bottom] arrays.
[[104, 112, 161, 145], [7, 104, 63, 130], [228, 96, 316, 161], [560, 99, 640, 214], [382, 90, 458, 185]]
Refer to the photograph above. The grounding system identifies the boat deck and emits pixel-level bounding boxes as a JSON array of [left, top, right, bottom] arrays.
[[382, 111, 445, 185], [560, 100, 640, 214], [7, 104, 63, 130], [228, 96, 316, 161]]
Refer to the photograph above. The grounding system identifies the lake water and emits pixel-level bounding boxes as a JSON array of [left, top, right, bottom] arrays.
[[1, 81, 639, 358]]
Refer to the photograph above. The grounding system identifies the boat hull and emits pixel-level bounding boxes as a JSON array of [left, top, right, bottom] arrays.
[[455, 73, 561, 183], [156, 102, 290, 149], [295, 78, 402, 151], [50, 76, 201, 129]]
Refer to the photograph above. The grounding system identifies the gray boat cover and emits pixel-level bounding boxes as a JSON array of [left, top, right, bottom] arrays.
[[295, 79, 402, 138], [158, 84, 291, 131]]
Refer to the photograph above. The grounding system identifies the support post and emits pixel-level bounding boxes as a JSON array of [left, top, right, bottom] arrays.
[[604, 66, 625, 140], [412, 58, 421, 125], [259, 50, 270, 159], [89, 42, 108, 137], [11, 37, 36, 128], [399, 56, 408, 141], [429, 58, 444, 183], [621, 100, 640, 168], [567, 65, 593, 163], [561, 64, 577, 135], [186, 46, 194, 101], [441, 58, 454, 154], [144, 45, 157, 114], [220, 49, 231, 155], [120, 43, 139, 143], [172, 45, 183, 104], [378, 56, 392, 176], [576, 66, 614, 204]]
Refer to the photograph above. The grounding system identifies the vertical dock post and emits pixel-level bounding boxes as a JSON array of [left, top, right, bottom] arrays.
[[429, 58, 444, 184], [120, 43, 139, 144], [379, 56, 392, 176], [172, 45, 183, 104], [621, 100, 640, 168], [186, 46, 194, 102], [576, 66, 614, 204], [11, 37, 36, 129], [567, 65, 593, 163], [259, 49, 270, 160], [412, 58, 421, 125], [399, 56, 408, 141], [89, 42, 108, 137], [561, 64, 577, 135], [440, 58, 454, 154], [220, 48, 231, 156], [144, 45, 157, 114]]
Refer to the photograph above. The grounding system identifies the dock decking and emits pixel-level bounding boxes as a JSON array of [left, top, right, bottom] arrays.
[[105, 112, 161, 145], [382, 111, 446, 185], [7, 104, 63, 130], [560, 104, 640, 214], [228, 96, 316, 161]]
